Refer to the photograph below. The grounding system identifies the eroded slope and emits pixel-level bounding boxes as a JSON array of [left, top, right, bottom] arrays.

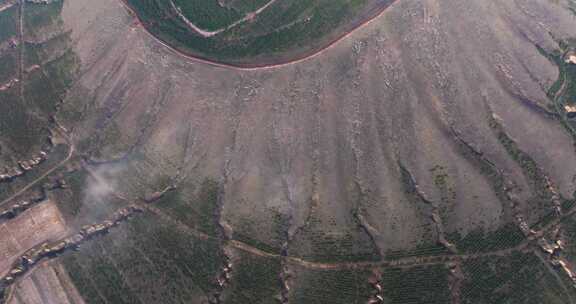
[[2, 0, 576, 303]]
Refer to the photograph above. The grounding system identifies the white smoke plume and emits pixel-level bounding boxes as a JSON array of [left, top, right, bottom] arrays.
[[81, 163, 127, 221]]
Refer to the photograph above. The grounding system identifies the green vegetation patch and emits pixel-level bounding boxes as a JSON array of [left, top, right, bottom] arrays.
[[64, 213, 225, 304], [429, 165, 457, 216], [22, 15, 78, 115], [489, 116, 554, 202], [64, 242, 143, 304], [451, 130, 511, 214], [488, 115, 559, 227], [381, 265, 451, 304], [0, 143, 67, 202], [23, 68, 62, 115], [537, 42, 576, 138], [156, 178, 222, 236], [24, 0, 63, 30], [64, 254, 108, 304], [386, 243, 451, 260], [55, 168, 87, 221], [228, 0, 272, 13], [125, 0, 388, 64], [290, 265, 373, 304], [0, 88, 47, 154], [569, 0, 576, 16], [158, 177, 289, 255], [0, 5, 17, 43], [393, 163, 447, 259], [446, 223, 524, 254], [559, 213, 576, 266], [171, 0, 241, 31], [0, 52, 16, 83], [562, 198, 576, 213], [44, 48, 79, 91], [289, 211, 381, 263], [461, 251, 573, 304], [221, 250, 282, 304], [232, 208, 290, 254], [0, 0, 77, 182]]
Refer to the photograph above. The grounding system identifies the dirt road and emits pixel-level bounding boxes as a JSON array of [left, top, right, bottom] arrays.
[[169, 0, 279, 38], [0, 126, 75, 208], [135, 195, 567, 271], [0, 1, 16, 13]]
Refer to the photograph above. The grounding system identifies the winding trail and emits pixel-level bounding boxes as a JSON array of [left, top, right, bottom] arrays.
[[118, 0, 399, 70], [0, 1, 16, 13], [169, 0, 279, 38], [130, 193, 569, 271]]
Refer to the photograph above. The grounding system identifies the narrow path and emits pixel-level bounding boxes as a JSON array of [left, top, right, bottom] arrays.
[[169, 0, 279, 38], [0, 126, 75, 208], [550, 50, 576, 135], [554, 65, 568, 102], [118, 0, 399, 70], [0, 0, 16, 13]]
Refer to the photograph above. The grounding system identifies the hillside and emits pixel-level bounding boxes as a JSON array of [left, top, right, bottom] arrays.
[[1, 0, 576, 303]]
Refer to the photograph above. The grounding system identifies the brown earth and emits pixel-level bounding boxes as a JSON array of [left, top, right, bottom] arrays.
[[6, 261, 85, 304], [0, 201, 68, 276], [2, 0, 576, 302], [55, 0, 576, 257]]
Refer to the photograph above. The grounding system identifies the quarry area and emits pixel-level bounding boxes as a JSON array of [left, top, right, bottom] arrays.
[[2, 0, 576, 303]]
